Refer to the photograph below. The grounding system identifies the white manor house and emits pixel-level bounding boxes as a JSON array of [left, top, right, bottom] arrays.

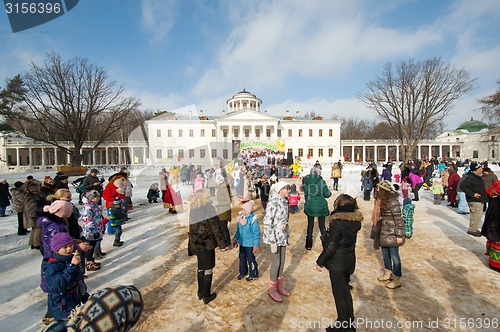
[[0, 90, 496, 174]]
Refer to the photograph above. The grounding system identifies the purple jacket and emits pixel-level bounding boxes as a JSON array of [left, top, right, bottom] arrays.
[[408, 172, 423, 189], [38, 211, 70, 292]]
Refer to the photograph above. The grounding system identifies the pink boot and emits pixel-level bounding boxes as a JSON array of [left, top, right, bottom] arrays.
[[277, 276, 290, 296], [268, 279, 282, 302]]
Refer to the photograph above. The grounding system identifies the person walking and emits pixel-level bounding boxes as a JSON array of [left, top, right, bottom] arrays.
[[460, 162, 486, 237], [303, 167, 332, 250], [330, 163, 342, 191]]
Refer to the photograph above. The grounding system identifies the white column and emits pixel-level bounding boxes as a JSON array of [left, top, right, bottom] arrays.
[[439, 145, 443, 159], [396, 145, 400, 162], [118, 147, 122, 165], [351, 146, 354, 161], [41, 148, 45, 166], [105, 147, 109, 165], [143, 147, 146, 164], [54, 148, 57, 166], [16, 148, 20, 166], [385, 146, 389, 162], [362, 145, 366, 163], [417, 145, 421, 159], [28, 148, 33, 166], [374, 145, 378, 162], [251, 125, 255, 139]]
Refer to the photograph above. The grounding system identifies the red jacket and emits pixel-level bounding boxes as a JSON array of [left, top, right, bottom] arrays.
[[102, 183, 125, 208], [288, 193, 301, 206]]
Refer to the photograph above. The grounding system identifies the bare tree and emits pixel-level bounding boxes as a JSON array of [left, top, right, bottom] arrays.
[[0, 52, 140, 165], [478, 80, 500, 125], [358, 58, 476, 161]]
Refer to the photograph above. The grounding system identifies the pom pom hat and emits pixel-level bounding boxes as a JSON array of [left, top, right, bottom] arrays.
[[50, 232, 73, 252], [43, 200, 73, 218]]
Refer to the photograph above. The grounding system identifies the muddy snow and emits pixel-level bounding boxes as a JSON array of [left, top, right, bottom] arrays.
[[0, 165, 498, 332]]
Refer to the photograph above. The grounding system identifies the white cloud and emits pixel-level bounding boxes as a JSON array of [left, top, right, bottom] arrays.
[[140, 0, 179, 43]]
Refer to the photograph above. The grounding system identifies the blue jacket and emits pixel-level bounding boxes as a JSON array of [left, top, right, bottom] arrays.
[[42, 253, 87, 321], [234, 212, 261, 247]]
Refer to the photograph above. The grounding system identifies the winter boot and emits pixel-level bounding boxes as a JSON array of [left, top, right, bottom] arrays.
[[113, 240, 123, 247], [202, 273, 217, 304], [197, 271, 204, 300], [277, 276, 290, 296], [386, 275, 401, 289], [377, 269, 393, 282], [268, 279, 283, 302], [305, 237, 313, 250]]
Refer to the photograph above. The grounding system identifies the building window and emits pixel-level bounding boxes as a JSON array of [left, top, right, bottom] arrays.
[[189, 129, 194, 137], [319, 129, 323, 137], [200, 149, 206, 158], [168, 130, 172, 137], [277, 129, 282, 137], [211, 149, 217, 158], [256, 129, 260, 138], [299, 129, 302, 137], [156, 130, 161, 138], [223, 129, 228, 138], [329, 129, 333, 137], [288, 129, 292, 137], [309, 129, 313, 137], [318, 148, 323, 157], [156, 149, 162, 159], [200, 129, 205, 137], [167, 149, 173, 159], [223, 149, 228, 159], [189, 149, 194, 158], [308, 148, 313, 158], [328, 148, 333, 157], [266, 129, 271, 137], [245, 129, 250, 138], [493, 150, 496, 159], [298, 148, 303, 158], [234, 129, 239, 137], [178, 130, 183, 137], [473, 150, 478, 158], [212, 129, 216, 137], [178, 149, 184, 159]]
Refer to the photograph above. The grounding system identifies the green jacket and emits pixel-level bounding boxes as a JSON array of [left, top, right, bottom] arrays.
[[303, 174, 331, 217]]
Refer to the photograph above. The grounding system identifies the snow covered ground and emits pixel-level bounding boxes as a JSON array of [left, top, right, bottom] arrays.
[[0, 165, 499, 332]]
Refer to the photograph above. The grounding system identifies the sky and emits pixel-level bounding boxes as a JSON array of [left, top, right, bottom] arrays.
[[1, 0, 499, 130]]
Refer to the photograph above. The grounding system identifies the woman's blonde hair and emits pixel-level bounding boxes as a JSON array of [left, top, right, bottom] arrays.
[[47, 188, 72, 203], [190, 188, 212, 209]]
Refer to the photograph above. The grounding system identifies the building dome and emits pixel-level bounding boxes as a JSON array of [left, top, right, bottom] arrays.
[[226, 89, 263, 113], [456, 117, 488, 132]]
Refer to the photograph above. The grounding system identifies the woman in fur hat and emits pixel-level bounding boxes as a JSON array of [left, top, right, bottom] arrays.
[[316, 194, 363, 331], [371, 180, 405, 289]]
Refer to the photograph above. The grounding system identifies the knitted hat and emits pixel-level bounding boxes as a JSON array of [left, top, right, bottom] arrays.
[[112, 197, 122, 206], [242, 200, 255, 214], [378, 180, 395, 192], [469, 162, 482, 172], [403, 197, 412, 206], [50, 232, 73, 252], [272, 181, 290, 194], [85, 190, 100, 201], [43, 200, 73, 218]]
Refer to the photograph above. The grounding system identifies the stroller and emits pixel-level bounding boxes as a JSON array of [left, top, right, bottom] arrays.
[[72, 176, 86, 205]]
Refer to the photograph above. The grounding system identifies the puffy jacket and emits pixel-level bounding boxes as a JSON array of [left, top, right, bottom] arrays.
[[408, 172, 423, 189], [234, 212, 260, 247], [288, 193, 300, 206], [10, 187, 25, 213], [216, 183, 232, 222], [460, 172, 486, 203], [316, 211, 362, 273], [81, 198, 104, 241], [262, 192, 290, 246], [378, 194, 405, 248], [189, 203, 225, 251], [303, 174, 331, 217]]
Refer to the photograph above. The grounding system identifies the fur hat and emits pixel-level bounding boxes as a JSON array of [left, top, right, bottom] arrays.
[[310, 167, 321, 175], [242, 200, 255, 214], [85, 190, 100, 201], [50, 232, 73, 252], [469, 162, 482, 172], [272, 181, 290, 194], [378, 180, 395, 192], [43, 200, 73, 218]]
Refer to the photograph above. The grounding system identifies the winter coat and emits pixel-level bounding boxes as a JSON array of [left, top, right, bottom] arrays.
[[431, 183, 444, 195], [216, 183, 232, 222], [361, 174, 373, 191], [482, 196, 500, 242], [180, 166, 189, 182], [260, 181, 271, 202], [408, 172, 423, 189], [303, 174, 331, 217], [482, 171, 498, 193], [262, 192, 290, 246], [124, 179, 133, 198], [447, 171, 460, 192], [102, 182, 126, 209], [330, 166, 342, 179], [460, 172, 486, 203], [234, 212, 260, 247], [38, 212, 70, 260], [402, 203, 415, 238], [159, 171, 168, 190], [316, 210, 363, 273], [82, 174, 103, 194], [23, 185, 47, 229], [288, 193, 301, 206], [189, 203, 225, 251], [147, 188, 160, 201], [377, 192, 405, 248], [381, 168, 392, 181], [81, 197, 104, 241], [0, 182, 11, 207], [42, 253, 86, 320], [10, 187, 25, 213]]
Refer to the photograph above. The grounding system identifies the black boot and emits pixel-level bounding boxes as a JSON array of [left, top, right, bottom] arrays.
[[197, 271, 204, 300], [305, 237, 313, 250], [203, 273, 217, 304]]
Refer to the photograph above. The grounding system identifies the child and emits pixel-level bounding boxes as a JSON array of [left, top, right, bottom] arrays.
[[233, 200, 260, 281], [81, 190, 103, 270], [109, 198, 126, 246], [361, 170, 373, 201], [147, 183, 161, 203], [260, 176, 271, 212], [42, 232, 88, 322], [402, 198, 415, 239], [401, 178, 410, 199], [430, 177, 444, 205], [288, 184, 300, 214], [262, 181, 291, 302]]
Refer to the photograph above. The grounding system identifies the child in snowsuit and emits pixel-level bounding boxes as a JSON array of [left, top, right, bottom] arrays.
[[402, 197, 415, 239], [42, 232, 88, 322], [233, 200, 260, 281], [431, 177, 444, 205], [147, 183, 161, 203], [81, 190, 104, 270], [109, 198, 126, 246], [288, 184, 300, 214], [401, 178, 410, 199]]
